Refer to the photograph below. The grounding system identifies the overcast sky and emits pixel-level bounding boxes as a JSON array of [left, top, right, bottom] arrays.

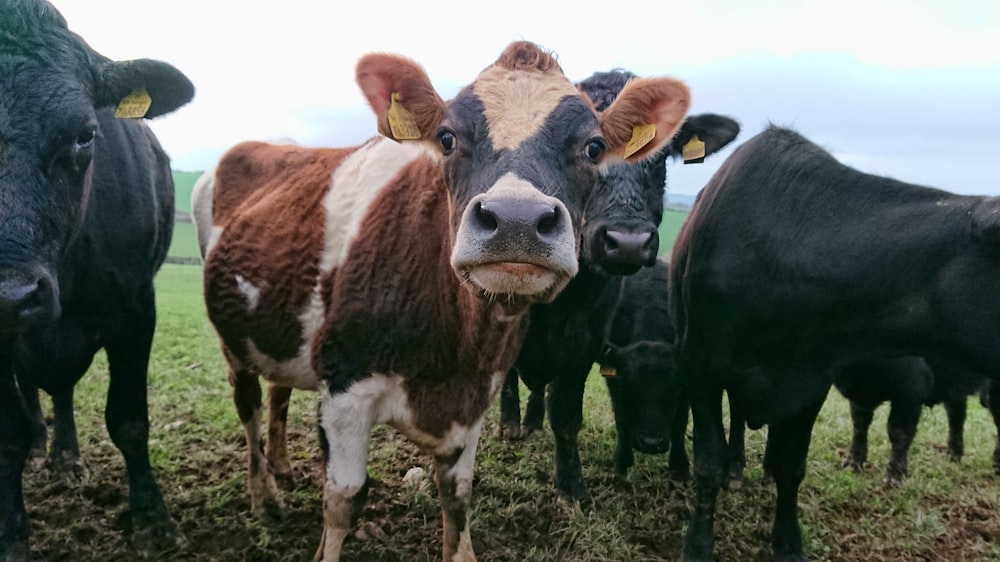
[[52, 0, 999, 196]]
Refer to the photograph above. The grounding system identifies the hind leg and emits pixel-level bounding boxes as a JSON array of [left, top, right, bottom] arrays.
[[266, 383, 294, 487], [228, 356, 284, 520]]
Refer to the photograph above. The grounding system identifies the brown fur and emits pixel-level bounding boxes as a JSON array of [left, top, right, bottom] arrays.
[[206, 142, 353, 362]]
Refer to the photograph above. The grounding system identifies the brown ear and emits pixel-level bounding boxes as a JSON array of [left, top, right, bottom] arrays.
[[355, 53, 446, 142], [598, 77, 690, 162]]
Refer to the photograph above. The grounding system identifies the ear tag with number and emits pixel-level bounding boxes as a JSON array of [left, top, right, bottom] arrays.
[[600, 364, 617, 378], [115, 89, 152, 119], [682, 134, 706, 163], [387, 92, 421, 140]]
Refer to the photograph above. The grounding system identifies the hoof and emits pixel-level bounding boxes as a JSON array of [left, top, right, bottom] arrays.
[[496, 422, 522, 441], [48, 454, 89, 486], [131, 518, 189, 560]]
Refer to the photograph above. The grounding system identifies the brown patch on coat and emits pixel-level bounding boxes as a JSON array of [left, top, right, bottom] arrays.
[[318, 157, 527, 435], [204, 141, 354, 362]]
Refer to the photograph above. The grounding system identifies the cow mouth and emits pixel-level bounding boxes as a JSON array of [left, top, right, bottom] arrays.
[[466, 261, 562, 297]]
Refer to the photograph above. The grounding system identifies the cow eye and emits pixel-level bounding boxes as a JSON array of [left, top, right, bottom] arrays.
[[584, 138, 606, 162], [437, 129, 456, 155], [74, 127, 96, 151]]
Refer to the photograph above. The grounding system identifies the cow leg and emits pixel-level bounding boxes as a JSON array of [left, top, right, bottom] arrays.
[[884, 396, 920, 487], [943, 397, 966, 463], [1, 355, 32, 562], [265, 383, 294, 487], [725, 393, 747, 490], [229, 362, 283, 520], [47, 386, 88, 484], [842, 401, 873, 472], [985, 380, 1000, 475], [547, 364, 592, 504], [435, 423, 482, 562], [18, 385, 46, 467], [763, 395, 825, 562], [103, 301, 185, 557], [314, 384, 376, 562], [667, 390, 691, 482], [522, 386, 546, 436], [605, 377, 635, 477], [496, 369, 522, 440], [681, 378, 727, 562]]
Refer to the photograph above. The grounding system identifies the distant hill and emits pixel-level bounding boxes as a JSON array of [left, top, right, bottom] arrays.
[[666, 191, 696, 209], [172, 170, 202, 216]]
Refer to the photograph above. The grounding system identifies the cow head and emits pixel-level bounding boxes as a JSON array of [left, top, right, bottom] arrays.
[[602, 340, 680, 454], [356, 42, 690, 313], [0, 1, 193, 341], [577, 69, 740, 275]]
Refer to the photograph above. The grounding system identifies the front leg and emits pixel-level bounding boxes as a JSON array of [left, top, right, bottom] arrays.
[[547, 364, 592, 504], [681, 378, 726, 562], [436, 421, 483, 562], [763, 394, 826, 562], [943, 397, 967, 463], [48, 386, 87, 484], [314, 384, 374, 562], [104, 301, 185, 557], [843, 400, 874, 472], [496, 369, 522, 440], [884, 396, 921, 487], [1, 357, 32, 562]]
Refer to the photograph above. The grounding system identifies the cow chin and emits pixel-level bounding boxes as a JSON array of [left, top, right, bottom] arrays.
[[464, 262, 569, 310]]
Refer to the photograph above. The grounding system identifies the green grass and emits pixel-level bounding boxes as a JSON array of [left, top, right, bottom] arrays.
[[173, 170, 202, 214]]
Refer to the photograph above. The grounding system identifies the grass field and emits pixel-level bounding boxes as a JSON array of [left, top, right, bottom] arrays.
[[23, 183, 1000, 561]]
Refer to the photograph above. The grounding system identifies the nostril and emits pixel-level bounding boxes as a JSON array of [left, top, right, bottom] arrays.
[[474, 201, 499, 232], [536, 206, 559, 236], [601, 227, 618, 250]]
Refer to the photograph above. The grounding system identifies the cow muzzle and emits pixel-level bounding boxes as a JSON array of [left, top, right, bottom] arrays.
[[592, 226, 659, 275], [452, 181, 578, 300], [0, 265, 60, 339]]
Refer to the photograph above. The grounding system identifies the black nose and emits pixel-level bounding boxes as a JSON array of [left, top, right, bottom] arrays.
[[601, 229, 658, 268], [633, 434, 669, 454], [472, 200, 562, 240], [0, 267, 59, 333]]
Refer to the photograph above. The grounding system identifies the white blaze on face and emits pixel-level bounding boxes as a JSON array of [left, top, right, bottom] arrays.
[[474, 64, 580, 150]]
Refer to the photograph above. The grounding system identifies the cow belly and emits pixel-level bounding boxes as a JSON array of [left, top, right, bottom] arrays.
[[244, 339, 321, 390]]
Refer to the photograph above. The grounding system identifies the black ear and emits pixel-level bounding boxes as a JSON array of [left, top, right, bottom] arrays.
[[670, 113, 741, 163], [95, 58, 194, 118], [601, 342, 623, 363]]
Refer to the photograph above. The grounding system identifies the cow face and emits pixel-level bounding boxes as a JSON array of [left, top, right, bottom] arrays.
[[577, 70, 742, 276], [0, 1, 193, 341], [603, 340, 680, 454], [356, 41, 690, 313]]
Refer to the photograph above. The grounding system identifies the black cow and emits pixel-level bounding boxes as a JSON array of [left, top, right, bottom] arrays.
[[836, 357, 989, 486], [670, 124, 1000, 561], [0, 1, 193, 559], [600, 258, 689, 481], [726, 356, 992, 492], [498, 68, 740, 503]]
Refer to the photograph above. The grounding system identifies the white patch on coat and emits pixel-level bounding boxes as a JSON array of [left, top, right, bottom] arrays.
[[190, 168, 222, 259], [234, 274, 260, 312], [319, 137, 439, 274], [243, 286, 326, 390]]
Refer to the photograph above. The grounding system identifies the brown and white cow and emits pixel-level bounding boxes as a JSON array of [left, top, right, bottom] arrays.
[[194, 41, 691, 561]]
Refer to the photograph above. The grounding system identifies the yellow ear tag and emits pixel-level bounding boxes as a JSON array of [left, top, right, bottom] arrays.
[[682, 134, 707, 163], [623, 123, 656, 159], [114, 89, 152, 119], [387, 92, 421, 140], [600, 364, 617, 378]]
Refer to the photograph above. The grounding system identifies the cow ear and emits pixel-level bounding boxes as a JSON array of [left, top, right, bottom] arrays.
[[95, 58, 194, 119], [670, 113, 741, 164], [598, 77, 690, 163], [356, 53, 446, 142]]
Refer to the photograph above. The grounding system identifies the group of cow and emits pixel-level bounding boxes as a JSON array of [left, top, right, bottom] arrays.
[[2, 1, 998, 561]]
